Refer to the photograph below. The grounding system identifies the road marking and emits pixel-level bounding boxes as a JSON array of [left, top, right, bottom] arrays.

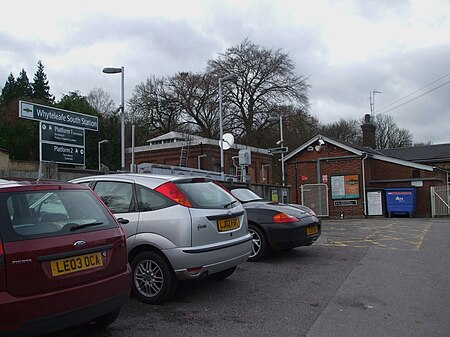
[[320, 221, 432, 251]]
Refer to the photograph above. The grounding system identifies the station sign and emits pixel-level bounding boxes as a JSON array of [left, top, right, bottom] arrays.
[[41, 122, 85, 146], [40, 143, 85, 165], [19, 100, 98, 131], [267, 146, 288, 154]]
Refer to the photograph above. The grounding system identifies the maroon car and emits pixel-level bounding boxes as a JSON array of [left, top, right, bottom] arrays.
[[0, 179, 131, 336]]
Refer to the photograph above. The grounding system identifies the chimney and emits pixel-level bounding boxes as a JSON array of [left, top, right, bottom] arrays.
[[361, 114, 376, 149]]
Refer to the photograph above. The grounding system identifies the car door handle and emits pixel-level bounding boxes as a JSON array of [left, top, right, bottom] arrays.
[[116, 217, 130, 225]]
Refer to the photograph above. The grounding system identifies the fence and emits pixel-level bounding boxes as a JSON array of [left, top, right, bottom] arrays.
[[430, 185, 450, 217]]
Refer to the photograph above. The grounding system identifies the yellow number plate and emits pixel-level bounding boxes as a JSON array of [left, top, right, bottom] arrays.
[[51, 252, 103, 276], [306, 226, 318, 236], [217, 217, 240, 232]]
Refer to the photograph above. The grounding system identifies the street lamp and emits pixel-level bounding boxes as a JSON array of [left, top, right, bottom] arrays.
[[98, 139, 109, 171], [268, 115, 285, 187], [218, 73, 238, 180], [103, 66, 125, 171]]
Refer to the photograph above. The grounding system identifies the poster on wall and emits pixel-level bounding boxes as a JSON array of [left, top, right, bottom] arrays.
[[331, 175, 360, 199], [367, 191, 383, 215]]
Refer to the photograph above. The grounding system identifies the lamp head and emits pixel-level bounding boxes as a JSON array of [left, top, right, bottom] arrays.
[[103, 67, 122, 74]]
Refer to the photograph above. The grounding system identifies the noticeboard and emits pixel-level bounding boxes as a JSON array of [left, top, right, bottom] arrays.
[[331, 175, 360, 199]]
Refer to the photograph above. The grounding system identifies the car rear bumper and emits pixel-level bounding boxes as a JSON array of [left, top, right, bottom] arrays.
[[263, 221, 321, 250], [0, 265, 131, 336], [165, 234, 252, 280]]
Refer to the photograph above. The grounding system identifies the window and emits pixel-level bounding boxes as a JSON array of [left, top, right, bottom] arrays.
[[3, 190, 116, 239], [176, 181, 237, 209], [93, 181, 134, 213], [136, 184, 174, 211]]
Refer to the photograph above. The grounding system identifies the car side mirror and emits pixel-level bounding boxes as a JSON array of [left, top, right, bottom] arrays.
[[116, 217, 129, 225]]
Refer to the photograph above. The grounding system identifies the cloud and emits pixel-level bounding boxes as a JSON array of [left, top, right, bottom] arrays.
[[1, 0, 449, 144]]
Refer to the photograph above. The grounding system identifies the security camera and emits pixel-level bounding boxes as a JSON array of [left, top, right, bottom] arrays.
[[318, 139, 325, 146]]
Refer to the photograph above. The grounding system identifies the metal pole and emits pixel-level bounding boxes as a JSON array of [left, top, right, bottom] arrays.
[[219, 78, 224, 181], [98, 141, 101, 171], [120, 67, 125, 171], [280, 116, 285, 187], [279, 116, 285, 203], [131, 124, 135, 173]]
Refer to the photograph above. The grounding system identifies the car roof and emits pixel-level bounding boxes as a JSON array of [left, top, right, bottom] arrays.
[[72, 173, 214, 184], [0, 179, 91, 192]]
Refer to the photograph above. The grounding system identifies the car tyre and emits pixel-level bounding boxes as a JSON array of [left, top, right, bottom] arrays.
[[131, 251, 177, 304], [209, 266, 237, 280], [82, 308, 120, 330], [248, 225, 269, 262]]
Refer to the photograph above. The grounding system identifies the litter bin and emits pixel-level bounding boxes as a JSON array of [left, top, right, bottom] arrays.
[[385, 187, 417, 217]]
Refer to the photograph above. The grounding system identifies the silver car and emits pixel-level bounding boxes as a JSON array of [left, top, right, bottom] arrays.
[[71, 174, 252, 304]]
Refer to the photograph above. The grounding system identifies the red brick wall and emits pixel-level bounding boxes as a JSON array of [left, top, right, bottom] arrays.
[[127, 144, 273, 184], [286, 145, 447, 218]]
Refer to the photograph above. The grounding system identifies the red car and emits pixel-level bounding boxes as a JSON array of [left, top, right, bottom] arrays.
[[0, 179, 131, 336]]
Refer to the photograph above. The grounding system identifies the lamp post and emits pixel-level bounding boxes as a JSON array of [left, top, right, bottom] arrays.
[[98, 139, 109, 171], [197, 154, 207, 169], [268, 115, 285, 187], [103, 66, 125, 171], [218, 73, 238, 180]]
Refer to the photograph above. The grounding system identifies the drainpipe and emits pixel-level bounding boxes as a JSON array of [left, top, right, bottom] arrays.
[[361, 152, 368, 217]]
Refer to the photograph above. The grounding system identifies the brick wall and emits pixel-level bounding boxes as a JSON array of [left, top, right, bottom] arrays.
[[286, 144, 447, 218]]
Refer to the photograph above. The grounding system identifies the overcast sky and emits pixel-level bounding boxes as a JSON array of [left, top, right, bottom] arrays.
[[1, 0, 449, 144]]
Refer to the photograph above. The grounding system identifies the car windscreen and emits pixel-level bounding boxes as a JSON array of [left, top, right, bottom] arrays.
[[176, 181, 239, 209], [0, 189, 118, 241], [230, 188, 264, 202]]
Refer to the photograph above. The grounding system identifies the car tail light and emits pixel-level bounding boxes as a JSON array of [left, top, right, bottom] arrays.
[[273, 212, 299, 223], [155, 182, 193, 207]]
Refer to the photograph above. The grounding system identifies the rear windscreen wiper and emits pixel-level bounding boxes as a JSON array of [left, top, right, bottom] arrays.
[[69, 221, 104, 231], [224, 200, 238, 209]]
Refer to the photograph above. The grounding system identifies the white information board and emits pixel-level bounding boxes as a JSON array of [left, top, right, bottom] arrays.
[[367, 191, 383, 216]]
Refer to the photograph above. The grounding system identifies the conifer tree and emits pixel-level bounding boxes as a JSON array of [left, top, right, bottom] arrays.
[[0, 73, 17, 106], [16, 69, 33, 98], [32, 60, 54, 103]]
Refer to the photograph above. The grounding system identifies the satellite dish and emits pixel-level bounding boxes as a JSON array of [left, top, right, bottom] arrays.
[[220, 133, 235, 150]]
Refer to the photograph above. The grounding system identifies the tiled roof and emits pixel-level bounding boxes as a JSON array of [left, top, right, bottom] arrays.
[[379, 143, 450, 163]]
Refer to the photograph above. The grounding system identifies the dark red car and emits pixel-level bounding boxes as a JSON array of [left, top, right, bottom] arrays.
[[0, 179, 131, 336]]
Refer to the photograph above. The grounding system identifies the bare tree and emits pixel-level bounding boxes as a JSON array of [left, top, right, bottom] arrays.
[[207, 39, 310, 145], [87, 88, 116, 116], [321, 118, 362, 144], [128, 76, 182, 144], [375, 114, 413, 149], [168, 72, 219, 138]]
